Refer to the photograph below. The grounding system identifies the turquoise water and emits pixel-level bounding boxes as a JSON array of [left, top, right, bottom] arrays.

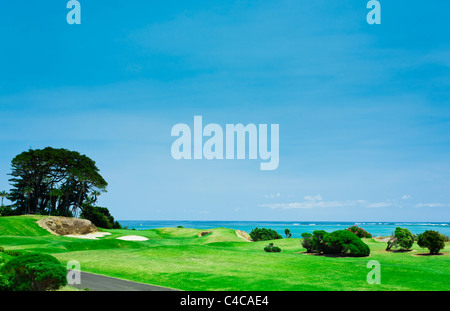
[[117, 220, 450, 237]]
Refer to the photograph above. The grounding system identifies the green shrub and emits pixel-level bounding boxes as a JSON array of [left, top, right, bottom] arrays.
[[417, 230, 445, 255], [386, 227, 414, 251], [301, 233, 314, 253], [0, 253, 67, 291], [81, 204, 121, 229], [25, 262, 67, 291], [249, 228, 282, 241], [3, 250, 25, 257], [0, 206, 20, 217], [311, 230, 329, 254], [0, 252, 12, 266], [264, 243, 281, 252], [0, 274, 10, 291], [346, 225, 372, 238], [346, 238, 371, 257], [324, 230, 370, 257]]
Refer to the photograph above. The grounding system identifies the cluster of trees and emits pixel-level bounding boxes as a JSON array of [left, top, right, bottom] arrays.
[[0, 147, 120, 229], [386, 227, 446, 255], [301, 230, 370, 257], [246, 225, 445, 257], [6, 147, 107, 217]]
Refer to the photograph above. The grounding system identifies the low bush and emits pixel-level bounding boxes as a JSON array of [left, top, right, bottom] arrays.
[[346, 225, 372, 238], [0, 253, 67, 291], [2, 250, 25, 257], [311, 230, 328, 254], [0, 206, 20, 217], [417, 230, 445, 255], [301, 233, 314, 253], [249, 228, 282, 241], [264, 243, 281, 253], [0, 250, 12, 267], [324, 230, 370, 257], [300, 230, 328, 254], [0, 274, 10, 291], [0, 245, 25, 257]]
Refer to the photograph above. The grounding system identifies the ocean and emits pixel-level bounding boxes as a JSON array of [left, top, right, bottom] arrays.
[[117, 220, 450, 237]]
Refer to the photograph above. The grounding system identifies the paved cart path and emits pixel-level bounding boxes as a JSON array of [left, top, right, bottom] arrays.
[[68, 270, 180, 291]]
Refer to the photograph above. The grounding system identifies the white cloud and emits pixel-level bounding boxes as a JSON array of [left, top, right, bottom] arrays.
[[303, 195, 322, 201], [366, 202, 397, 208], [259, 197, 404, 210], [259, 195, 346, 209], [265, 193, 282, 199], [415, 203, 448, 208], [259, 200, 344, 209], [401, 194, 411, 200]]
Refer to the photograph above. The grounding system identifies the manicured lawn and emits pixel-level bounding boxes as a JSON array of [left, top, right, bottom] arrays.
[[0, 216, 449, 291]]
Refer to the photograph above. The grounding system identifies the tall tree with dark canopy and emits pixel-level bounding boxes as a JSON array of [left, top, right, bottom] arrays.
[[8, 147, 107, 216]]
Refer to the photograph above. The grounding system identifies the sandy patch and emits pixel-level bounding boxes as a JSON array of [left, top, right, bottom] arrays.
[[198, 231, 212, 237], [65, 232, 111, 240], [116, 235, 149, 241], [235, 230, 252, 242], [374, 236, 392, 243]]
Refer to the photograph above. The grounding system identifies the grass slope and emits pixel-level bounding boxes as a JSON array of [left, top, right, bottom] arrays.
[[0, 216, 449, 291]]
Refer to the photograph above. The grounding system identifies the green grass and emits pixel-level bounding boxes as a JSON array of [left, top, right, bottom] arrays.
[[0, 215, 449, 291]]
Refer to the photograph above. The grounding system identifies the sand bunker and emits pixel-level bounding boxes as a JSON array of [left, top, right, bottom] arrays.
[[65, 232, 111, 240], [116, 235, 149, 241]]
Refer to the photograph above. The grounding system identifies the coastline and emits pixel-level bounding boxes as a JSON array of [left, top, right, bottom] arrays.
[[117, 220, 450, 237]]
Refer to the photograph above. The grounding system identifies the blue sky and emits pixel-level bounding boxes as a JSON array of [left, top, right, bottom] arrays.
[[1, 1, 449, 221]]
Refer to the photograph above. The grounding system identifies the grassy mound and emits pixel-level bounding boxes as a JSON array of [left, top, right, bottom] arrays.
[[0, 216, 51, 237]]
